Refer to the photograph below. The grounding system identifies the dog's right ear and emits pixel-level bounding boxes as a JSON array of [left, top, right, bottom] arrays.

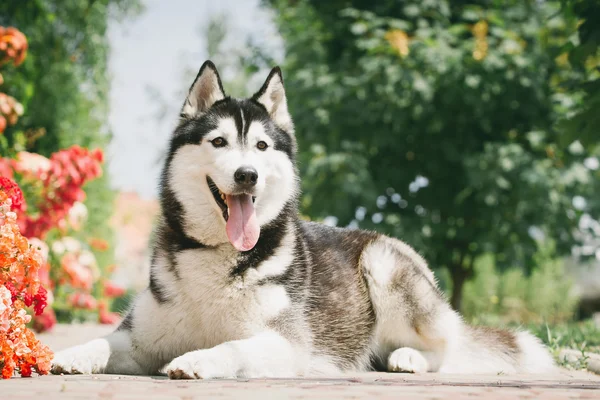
[[180, 61, 226, 119]]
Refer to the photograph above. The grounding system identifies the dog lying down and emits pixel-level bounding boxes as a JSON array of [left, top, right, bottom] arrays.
[[51, 61, 555, 379]]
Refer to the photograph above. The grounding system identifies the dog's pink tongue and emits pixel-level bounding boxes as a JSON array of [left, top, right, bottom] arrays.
[[226, 194, 260, 251]]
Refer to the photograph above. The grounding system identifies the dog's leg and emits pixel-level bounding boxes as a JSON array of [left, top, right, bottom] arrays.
[[165, 330, 301, 379], [51, 329, 144, 375], [361, 237, 456, 373], [362, 236, 555, 374]]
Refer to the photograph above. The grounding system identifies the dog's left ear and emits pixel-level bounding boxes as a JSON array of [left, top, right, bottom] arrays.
[[181, 60, 226, 118], [252, 67, 294, 133]]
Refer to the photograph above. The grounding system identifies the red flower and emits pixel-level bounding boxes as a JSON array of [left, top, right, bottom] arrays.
[[21, 146, 103, 239], [33, 286, 47, 315], [0, 177, 25, 212], [23, 293, 33, 307], [18, 362, 31, 377], [98, 302, 120, 325], [103, 281, 126, 298], [32, 308, 56, 333], [3, 282, 17, 301]]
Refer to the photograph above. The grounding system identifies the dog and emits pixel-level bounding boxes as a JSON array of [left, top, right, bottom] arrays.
[[51, 61, 555, 379]]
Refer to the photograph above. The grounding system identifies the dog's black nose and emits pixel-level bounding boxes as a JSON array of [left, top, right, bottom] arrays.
[[234, 166, 258, 187]]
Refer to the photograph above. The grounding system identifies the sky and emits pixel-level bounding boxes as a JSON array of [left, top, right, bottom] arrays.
[[107, 0, 281, 199]]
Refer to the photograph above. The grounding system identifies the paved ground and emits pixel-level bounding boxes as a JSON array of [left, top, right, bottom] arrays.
[[3, 324, 599, 399]]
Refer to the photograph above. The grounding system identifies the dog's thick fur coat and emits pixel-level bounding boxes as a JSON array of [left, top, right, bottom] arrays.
[[51, 62, 555, 378]]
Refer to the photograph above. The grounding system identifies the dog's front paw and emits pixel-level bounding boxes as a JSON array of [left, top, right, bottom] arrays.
[[51, 339, 110, 375], [166, 350, 230, 380], [51, 348, 95, 375], [387, 347, 429, 373]]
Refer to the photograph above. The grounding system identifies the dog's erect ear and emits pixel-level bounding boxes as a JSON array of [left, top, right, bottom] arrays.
[[181, 60, 226, 118], [252, 67, 294, 133]]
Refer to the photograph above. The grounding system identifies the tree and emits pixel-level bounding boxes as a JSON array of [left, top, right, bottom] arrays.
[[262, 0, 598, 310], [556, 0, 600, 250]]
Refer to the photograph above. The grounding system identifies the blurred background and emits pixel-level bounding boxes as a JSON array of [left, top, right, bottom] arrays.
[[0, 0, 599, 368]]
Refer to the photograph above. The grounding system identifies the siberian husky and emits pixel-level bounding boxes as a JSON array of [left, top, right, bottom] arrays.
[[51, 61, 555, 378]]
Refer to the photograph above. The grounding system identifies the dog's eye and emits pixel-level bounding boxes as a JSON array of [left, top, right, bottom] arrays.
[[257, 141, 268, 151], [211, 137, 227, 148]]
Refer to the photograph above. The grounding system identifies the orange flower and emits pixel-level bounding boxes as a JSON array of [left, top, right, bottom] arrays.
[[0, 185, 54, 378], [385, 29, 410, 57], [0, 27, 28, 66], [88, 237, 109, 251], [471, 20, 489, 61]]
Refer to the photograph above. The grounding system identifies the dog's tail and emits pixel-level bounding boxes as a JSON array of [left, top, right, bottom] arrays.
[[441, 323, 557, 374]]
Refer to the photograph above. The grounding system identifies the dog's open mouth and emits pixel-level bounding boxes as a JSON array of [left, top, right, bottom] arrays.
[[207, 176, 230, 221], [206, 176, 260, 252]]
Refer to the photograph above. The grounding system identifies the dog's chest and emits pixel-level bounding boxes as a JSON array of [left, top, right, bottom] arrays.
[[174, 248, 291, 347]]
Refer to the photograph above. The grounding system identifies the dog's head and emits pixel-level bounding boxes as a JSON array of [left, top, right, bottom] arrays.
[[162, 61, 298, 251]]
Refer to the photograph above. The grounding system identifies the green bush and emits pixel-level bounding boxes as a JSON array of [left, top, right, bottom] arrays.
[[462, 252, 578, 325]]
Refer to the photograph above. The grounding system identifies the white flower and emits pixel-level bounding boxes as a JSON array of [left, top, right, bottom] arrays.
[[572, 196, 587, 211], [29, 237, 49, 263], [78, 250, 97, 268], [51, 240, 66, 256], [584, 157, 599, 171], [68, 202, 88, 230], [62, 236, 81, 253], [14, 102, 24, 116]]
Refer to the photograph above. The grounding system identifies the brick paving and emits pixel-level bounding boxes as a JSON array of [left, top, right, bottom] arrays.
[[3, 324, 599, 399]]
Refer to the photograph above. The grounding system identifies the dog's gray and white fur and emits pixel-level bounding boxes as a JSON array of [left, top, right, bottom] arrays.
[[51, 61, 555, 378]]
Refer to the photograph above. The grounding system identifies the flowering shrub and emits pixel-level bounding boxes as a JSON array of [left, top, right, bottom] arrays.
[[5, 154, 126, 331], [0, 181, 53, 379], [20, 146, 103, 239], [0, 26, 125, 337]]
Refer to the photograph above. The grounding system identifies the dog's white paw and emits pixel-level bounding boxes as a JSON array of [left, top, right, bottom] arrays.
[[51, 348, 95, 375], [166, 350, 230, 380], [51, 339, 110, 375], [387, 347, 429, 373]]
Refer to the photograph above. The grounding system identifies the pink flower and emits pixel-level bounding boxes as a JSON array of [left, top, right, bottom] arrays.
[[103, 281, 126, 298], [98, 302, 120, 325], [67, 293, 97, 310], [28, 238, 49, 264], [0, 286, 12, 332], [12, 152, 51, 179], [61, 253, 94, 290], [0, 157, 12, 179], [32, 308, 56, 333]]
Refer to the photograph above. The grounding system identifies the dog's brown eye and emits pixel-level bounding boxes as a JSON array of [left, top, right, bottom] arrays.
[[211, 137, 226, 148], [257, 141, 268, 151]]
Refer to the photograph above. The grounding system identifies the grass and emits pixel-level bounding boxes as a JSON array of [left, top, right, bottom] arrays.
[[523, 319, 600, 370]]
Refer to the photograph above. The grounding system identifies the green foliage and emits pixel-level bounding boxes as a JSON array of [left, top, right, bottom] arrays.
[[0, 0, 142, 155], [533, 319, 600, 352], [260, 0, 599, 310], [557, 0, 600, 151], [525, 319, 600, 369], [462, 251, 578, 325]]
